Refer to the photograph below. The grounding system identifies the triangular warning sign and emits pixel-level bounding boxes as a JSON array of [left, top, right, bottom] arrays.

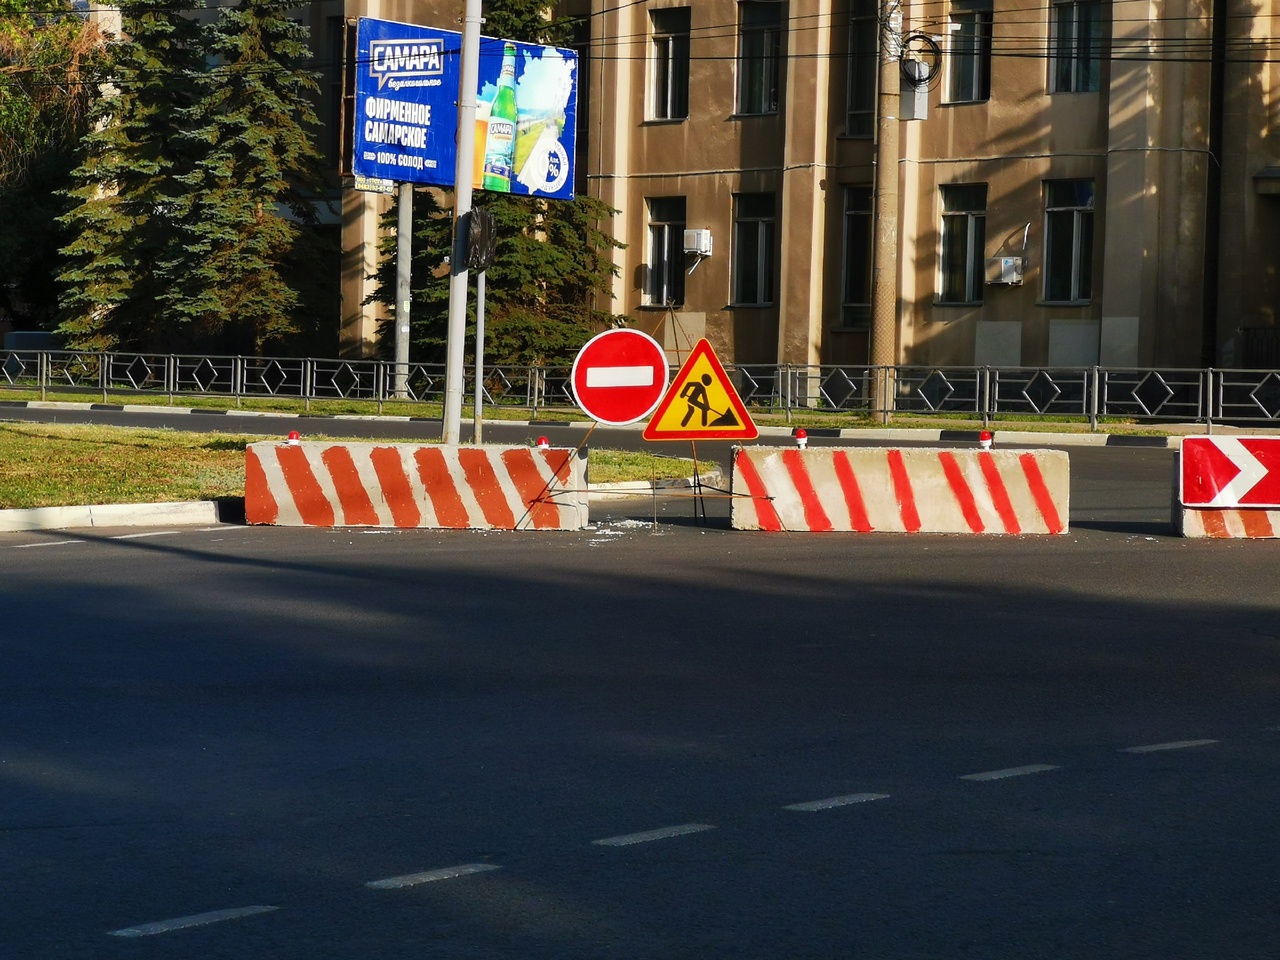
[[642, 339, 758, 441]]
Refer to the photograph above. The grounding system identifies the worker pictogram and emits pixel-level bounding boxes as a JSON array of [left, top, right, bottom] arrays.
[[642, 339, 758, 441]]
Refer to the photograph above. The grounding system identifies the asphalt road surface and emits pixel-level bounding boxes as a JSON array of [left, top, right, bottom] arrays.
[[3, 432, 1280, 958]]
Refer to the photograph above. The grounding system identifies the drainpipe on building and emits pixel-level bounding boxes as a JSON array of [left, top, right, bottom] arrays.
[[870, 0, 903, 422]]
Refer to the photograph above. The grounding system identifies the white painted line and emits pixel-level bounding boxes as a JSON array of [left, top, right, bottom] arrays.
[[109, 531, 181, 540], [585, 365, 655, 388], [108, 905, 278, 937], [785, 793, 890, 812], [366, 863, 500, 889], [592, 823, 715, 846], [10, 539, 85, 548], [1120, 739, 1219, 754], [961, 764, 1059, 781]]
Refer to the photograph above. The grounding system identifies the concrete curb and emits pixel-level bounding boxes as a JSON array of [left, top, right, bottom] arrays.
[[0, 500, 221, 532]]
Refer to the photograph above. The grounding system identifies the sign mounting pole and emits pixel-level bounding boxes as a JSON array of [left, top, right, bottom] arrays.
[[442, 0, 483, 444], [393, 181, 412, 398]]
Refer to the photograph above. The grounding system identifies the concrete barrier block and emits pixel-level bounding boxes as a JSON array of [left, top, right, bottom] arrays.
[[1173, 451, 1280, 537], [246, 442, 588, 530], [731, 446, 1069, 534]]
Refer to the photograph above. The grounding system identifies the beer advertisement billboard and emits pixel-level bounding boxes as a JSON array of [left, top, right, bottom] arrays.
[[352, 18, 578, 199]]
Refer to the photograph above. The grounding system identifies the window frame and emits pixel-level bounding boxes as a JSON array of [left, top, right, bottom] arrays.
[[1042, 179, 1095, 303], [846, 0, 877, 137], [1049, 0, 1102, 93], [732, 192, 777, 306], [737, 0, 783, 116], [646, 196, 687, 307], [938, 184, 988, 305], [650, 7, 691, 121], [841, 186, 873, 327], [944, 6, 993, 103]]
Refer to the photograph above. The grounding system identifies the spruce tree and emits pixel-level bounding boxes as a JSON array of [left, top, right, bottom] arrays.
[[370, 0, 625, 368], [164, 0, 325, 353], [58, 0, 205, 350]]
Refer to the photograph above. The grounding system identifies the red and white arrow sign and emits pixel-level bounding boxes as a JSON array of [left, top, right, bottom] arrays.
[[570, 329, 670, 425], [1180, 436, 1280, 507]]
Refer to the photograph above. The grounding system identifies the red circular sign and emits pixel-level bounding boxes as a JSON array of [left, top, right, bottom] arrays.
[[571, 329, 670, 425]]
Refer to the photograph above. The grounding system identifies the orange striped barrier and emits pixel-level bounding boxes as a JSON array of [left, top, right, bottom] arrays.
[[245, 442, 587, 530], [1177, 506, 1280, 538], [1174, 442, 1280, 538], [731, 447, 1069, 534]]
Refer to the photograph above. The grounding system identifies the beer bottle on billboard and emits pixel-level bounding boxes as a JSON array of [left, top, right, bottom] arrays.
[[481, 44, 518, 192]]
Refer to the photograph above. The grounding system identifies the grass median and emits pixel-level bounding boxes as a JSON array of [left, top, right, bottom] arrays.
[[0, 423, 702, 510]]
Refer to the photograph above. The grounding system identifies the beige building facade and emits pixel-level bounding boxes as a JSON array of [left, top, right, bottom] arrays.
[[328, 0, 1280, 369]]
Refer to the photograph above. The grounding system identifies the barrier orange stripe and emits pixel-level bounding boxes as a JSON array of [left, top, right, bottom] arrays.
[[831, 451, 873, 532], [501, 448, 559, 529], [321, 447, 379, 526], [979, 452, 1021, 534], [938, 452, 985, 533], [413, 448, 470, 528], [1240, 510, 1275, 538], [243, 448, 279, 524], [781, 450, 833, 532], [458, 448, 517, 529], [1018, 453, 1064, 534], [276, 446, 335, 527], [886, 450, 921, 532], [1196, 509, 1229, 538], [370, 447, 421, 527], [539, 448, 576, 487], [734, 452, 783, 531]]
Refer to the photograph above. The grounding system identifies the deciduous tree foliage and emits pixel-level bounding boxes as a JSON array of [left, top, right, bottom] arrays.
[[370, 0, 626, 368], [0, 0, 103, 328]]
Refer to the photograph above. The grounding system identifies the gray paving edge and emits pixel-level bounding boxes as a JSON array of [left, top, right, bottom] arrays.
[[0, 500, 221, 532]]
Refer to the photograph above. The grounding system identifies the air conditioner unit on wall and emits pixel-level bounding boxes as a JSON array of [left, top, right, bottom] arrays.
[[683, 229, 713, 257], [985, 256, 1025, 286]]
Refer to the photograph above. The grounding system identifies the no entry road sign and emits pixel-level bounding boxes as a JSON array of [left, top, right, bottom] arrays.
[[570, 329, 670, 425], [1180, 436, 1280, 507]]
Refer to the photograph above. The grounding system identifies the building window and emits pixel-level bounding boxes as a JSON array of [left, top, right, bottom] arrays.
[[650, 8, 690, 120], [733, 193, 776, 305], [738, 1, 782, 115], [945, 6, 992, 103], [1050, 0, 1101, 93], [846, 0, 876, 136], [646, 196, 686, 306], [1044, 180, 1094, 302], [939, 184, 987, 303], [842, 186, 873, 326]]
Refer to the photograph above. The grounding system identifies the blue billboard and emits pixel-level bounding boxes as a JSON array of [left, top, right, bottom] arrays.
[[352, 18, 578, 200]]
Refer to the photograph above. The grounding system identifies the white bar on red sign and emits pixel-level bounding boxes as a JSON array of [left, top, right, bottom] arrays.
[[585, 365, 655, 388]]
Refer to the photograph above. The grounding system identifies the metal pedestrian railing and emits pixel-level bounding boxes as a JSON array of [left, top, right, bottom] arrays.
[[4, 349, 1280, 429]]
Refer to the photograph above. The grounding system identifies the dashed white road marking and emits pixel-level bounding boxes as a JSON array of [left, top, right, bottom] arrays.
[[10, 539, 85, 548], [366, 863, 500, 889], [108, 905, 278, 937], [784, 793, 890, 812], [109, 530, 180, 540], [1120, 739, 1219, 754], [961, 764, 1059, 781], [592, 823, 715, 846]]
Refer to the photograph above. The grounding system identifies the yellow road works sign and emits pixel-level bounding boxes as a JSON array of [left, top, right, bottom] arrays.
[[642, 339, 758, 441]]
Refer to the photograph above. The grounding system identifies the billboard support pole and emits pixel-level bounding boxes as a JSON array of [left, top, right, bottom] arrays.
[[442, 0, 483, 444], [394, 181, 412, 398]]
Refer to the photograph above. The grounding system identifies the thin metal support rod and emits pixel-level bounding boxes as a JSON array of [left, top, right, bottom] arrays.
[[690, 440, 707, 526], [473, 270, 486, 444]]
